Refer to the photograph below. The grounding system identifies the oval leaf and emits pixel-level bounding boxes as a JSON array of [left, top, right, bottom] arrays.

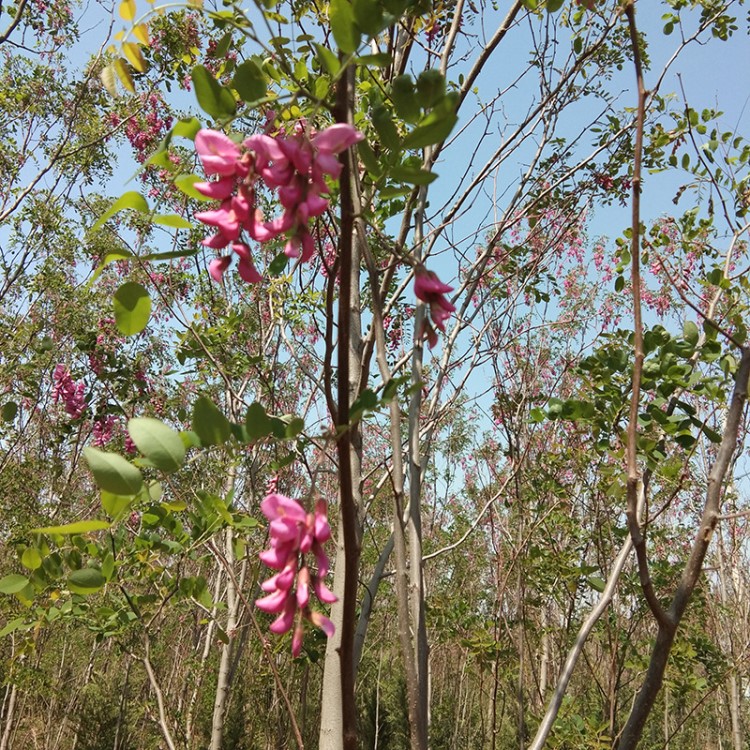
[[152, 213, 193, 229], [174, 173, 215, 202], [92, 191, 149, 232], [84, 447, 143, 495], [127, 417, 186, 473], [101, 491, 133, 519], [114, 282, 151, 335], [192, 65, 237, 120], [0, 574, 30, 594], [2, 401, 18, 422], [403, 110, 458, 150], [193, 396, 231, 446], [329, 0, 361, 53], [69, 568, 106, 595], [232, 59, 267, 102], [21, 547, 42, 570]]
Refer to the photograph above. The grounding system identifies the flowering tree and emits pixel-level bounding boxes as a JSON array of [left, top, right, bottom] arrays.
[[1, 0, 750, 748]]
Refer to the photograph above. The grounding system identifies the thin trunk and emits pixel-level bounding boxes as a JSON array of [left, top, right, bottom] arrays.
[[113, 658, 132, 750], [143, 647, 177, 750], [186, 570, 220, 745], [318, 525, 346, 750], [0, 684, 17, 750], [321, 62, 363, 750], [209, 527, 239, 750], [728, 674, 742, 750], [717, 527, 743, 750], [538, 607, 549, 705]]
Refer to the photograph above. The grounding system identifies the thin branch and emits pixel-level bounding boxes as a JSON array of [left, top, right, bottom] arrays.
[[623, 0, 671, 631]]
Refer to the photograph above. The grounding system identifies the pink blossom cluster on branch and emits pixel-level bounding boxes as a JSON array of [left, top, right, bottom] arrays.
[[255, 493, 337, 657], [193, 122, 363, 283], [414, 265, 456, 347], [51, 364, 86, 419]]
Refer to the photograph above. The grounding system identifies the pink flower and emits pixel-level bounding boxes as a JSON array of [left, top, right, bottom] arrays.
[[52, 364, 86, 419], [312, 123, 363, 155], [413, 265, 456, 338], [195, 130, 242, 176], [256, 492, 337, 655], [194, 122, 363, 282]]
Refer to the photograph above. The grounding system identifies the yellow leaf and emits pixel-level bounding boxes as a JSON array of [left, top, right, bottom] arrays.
[[114, 30, 124, 41], [113, 58, 135, 93], [100, 64, 118, 97], [187, 0, 203, 7], [122, 41, 147, 73], [133, 22, 150, 45], [119, 0, 136, 21]]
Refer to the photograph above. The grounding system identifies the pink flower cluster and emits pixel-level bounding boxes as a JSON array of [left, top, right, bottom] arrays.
[[51, 364, 86, 419], [413, 265, 456, 347], [256, 493, 337, 657], [193, 122, 363, 284], [92, 415, 118, 447]]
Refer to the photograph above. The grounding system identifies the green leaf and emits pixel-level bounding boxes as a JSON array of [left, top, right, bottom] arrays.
[[101, 491, 132, 519], [415, 69, 446, 109], [232, 59, 267, 102], [68, 568, 106, 595], [268, 252, 289, 275], [371, 105, 401, 150], [2, 401, 17, 422], [31, 520, 111, 535], [546, 0, 564, 11], [0, 617, 29, 638], [403, 109, 457, 149], [357, 140, 380, 176], [245, 402, 275, 440], [210, 31, 233, 58], [329, 0, 361, 53], [92, 191, 149, 232], [380, 185, 412, 200], [21, 547, 42, 570], [114, 282, 151, 336], [314, 43, 340, 75], [174, 173, 214, 201], [152, 214, 193, 229], [355, 53, 392, 67], [101, 553, 115, 581], [389, 165, 438, 185], [588, 575, 606, 593], [140, 248, 199, 262], [83, 447, 143, 495], [350, 388, 379, 421], [127, 417, 186, 473], [192, 65, 237, 120], [391, 75, 421, 124], [0, 574, 30, 594], [193, 396, 232, 446], [351, 0, 385, 36], [180, 430, 202, 449], [172, 117, 202, 140], [683, 320, 699, 345]]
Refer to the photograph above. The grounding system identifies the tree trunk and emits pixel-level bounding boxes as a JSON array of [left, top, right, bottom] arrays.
[[210, 527, 239, 750], [318, 525, 347, 750]]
